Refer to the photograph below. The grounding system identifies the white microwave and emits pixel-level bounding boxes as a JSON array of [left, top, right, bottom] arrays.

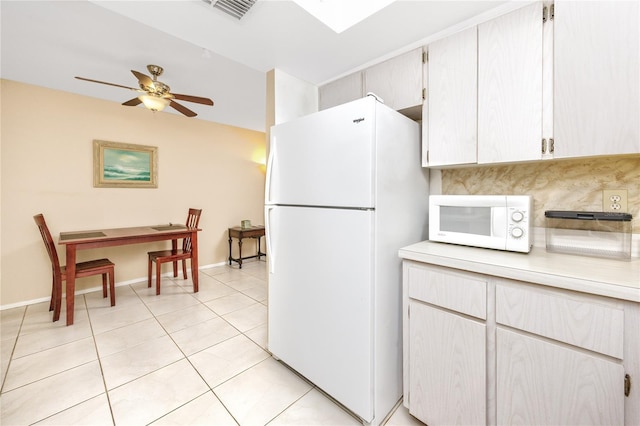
[[429, 195, 533, 253]]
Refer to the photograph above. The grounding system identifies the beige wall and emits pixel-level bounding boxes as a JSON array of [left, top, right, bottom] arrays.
[[1, 79, 266, 306], [441, 156, 640, 233]]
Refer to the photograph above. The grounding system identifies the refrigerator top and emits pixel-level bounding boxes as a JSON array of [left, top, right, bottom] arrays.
[[266, 97, 379, 208]]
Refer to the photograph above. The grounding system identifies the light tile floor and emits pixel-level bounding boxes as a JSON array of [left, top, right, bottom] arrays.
[[0, 260, 424, 425]]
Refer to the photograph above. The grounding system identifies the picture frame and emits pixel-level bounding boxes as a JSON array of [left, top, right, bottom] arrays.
[[93, 140, 158, 188]]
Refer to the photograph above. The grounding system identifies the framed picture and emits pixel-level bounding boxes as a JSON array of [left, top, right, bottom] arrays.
[[93, 140, 158, 188]]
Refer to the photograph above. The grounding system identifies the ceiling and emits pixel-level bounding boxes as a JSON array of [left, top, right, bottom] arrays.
[[1, 0, 508, 132]]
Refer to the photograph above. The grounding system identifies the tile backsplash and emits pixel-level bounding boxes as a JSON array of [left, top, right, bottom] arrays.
[[441, 156, 640, 233]]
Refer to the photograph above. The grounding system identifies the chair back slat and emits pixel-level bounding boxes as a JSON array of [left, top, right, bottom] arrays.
[[183, 208, 202, 252], [33, 214, 62, 276]]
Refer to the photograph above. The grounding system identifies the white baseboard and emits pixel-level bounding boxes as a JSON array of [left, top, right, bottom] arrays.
[[0, 261, 228, 311]]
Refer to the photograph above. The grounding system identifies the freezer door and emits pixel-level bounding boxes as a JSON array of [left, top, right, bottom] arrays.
[[266, 205, 374, 421], [266, 97, 376, 208]]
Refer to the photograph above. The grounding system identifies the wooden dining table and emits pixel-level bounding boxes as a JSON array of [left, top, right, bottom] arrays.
[[58, 224, 201, 325]]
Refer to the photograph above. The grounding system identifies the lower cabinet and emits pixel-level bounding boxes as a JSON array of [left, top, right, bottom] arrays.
[[403, 260, 638, 425], [409, 302, 486, 425], [497, 328, 623, 425]]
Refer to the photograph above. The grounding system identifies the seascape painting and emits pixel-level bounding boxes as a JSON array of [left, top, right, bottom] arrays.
[[93, 140, 158, 188], [103, 148, 151, 182]]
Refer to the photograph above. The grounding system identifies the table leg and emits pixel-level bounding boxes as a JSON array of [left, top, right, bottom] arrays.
[[171, 239, 178, 277], [65, 244, 77, 326], [238, 238, 243, 269], [257, 237, 262, 260], [228, 232, 232, 265], [191, 230, 199, 293]]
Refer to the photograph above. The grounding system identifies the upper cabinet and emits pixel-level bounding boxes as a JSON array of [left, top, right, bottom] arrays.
[[320, 1, 640, 167], [426, 27, 478, 167], [425, 0, 639, 168], [477, 2, 546, 164], [364, 47, 424, 114], [319, 48, 424, 117], [319, 73, 363, 111], [553, 0, 640, 158]]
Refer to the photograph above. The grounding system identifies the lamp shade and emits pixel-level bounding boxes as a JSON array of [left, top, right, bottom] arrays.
[[139, 95, 169, 112]]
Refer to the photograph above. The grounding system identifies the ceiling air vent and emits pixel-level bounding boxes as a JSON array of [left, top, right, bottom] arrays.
[[202, 0, 258, 20]]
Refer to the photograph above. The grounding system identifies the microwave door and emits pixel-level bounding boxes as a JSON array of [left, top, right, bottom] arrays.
[[434, 205, 504, 250]]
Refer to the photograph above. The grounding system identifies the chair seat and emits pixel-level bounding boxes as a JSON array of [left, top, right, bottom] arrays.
[[148, 249, 192, 262], [61, 258, 114, 278]]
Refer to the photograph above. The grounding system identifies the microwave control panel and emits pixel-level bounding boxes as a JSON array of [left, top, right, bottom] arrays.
[[505, 196, 533, 252]]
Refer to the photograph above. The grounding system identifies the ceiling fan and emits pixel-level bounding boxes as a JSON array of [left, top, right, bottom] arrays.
[[75, 64, 214, 117]]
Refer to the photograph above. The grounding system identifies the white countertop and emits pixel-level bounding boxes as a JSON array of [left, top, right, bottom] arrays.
[[399, 240, 640, 302]]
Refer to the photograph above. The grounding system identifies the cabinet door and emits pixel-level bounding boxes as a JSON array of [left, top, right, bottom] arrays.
[[478, 2, 543, 164], [409, 301, 486, 425], [364, 48, 424, 112], [497, 328, 624, 425], [427, 27, 478, 167], [319, 72, 363, 111], [554, 0, 640, 158]]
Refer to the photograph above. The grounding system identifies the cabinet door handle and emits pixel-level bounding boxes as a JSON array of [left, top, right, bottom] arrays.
[[542, 138, 547, 154], [625, 374, 631, 397]]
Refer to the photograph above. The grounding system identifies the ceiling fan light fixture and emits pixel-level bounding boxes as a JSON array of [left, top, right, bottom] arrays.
[[139, 94, 169, 112]]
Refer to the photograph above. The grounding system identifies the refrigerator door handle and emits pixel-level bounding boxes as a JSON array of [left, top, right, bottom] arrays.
[[265, 136, 276, 205], [264, 205, 275, 274]]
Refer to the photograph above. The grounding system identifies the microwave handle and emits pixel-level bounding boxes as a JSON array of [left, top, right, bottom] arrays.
[[492, 207, 507, 238]]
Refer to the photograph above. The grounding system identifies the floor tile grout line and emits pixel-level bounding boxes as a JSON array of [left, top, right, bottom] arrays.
[[161, 268, 273, 425], [2, 262, 292, 426], [264, 386, 316, 425], [0, 306, 27, 394], [96, 276, 271, 424], [29, 294, 118, 426], [85, 292, 118, 426], [133, 277, 261, 426], [94, 283, 186, 394]]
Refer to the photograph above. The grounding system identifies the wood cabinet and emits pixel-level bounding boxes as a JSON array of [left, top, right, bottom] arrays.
[[364, 48, 424, 115], [553, 0, 640, 158], [319, 48, 424, 116], [403, 259, 638, 425], [318, 73, 363, 111], [426, 27, 477, 167], [410, 303, 486, 425], [495, 281, 625, 425], [477, 2, 545, 164], [403, 263, 488, 425], [423, 0, 639, 167], [497, 328, 623, 425]]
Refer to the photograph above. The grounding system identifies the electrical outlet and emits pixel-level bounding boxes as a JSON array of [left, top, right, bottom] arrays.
[[603, 189, 628, 212]]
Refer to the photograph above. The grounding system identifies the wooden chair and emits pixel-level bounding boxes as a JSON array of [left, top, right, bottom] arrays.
[[147, 208, 202, 295], [33, 214, 115, 322]]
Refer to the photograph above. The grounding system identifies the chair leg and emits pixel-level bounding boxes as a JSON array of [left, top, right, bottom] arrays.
[[49, 276, 56, 312], [156, 261, 162, 295], [148, 256, 153, 288], [102, 274, 108, 298], [52, 277, 62, 322], [182, 259, 188, 279], [109, 268, 116, 306], [172, 260, 178, 277]]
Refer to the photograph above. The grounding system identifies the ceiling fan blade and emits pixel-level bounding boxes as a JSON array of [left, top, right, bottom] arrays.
[[170, 100, 197, 117], [75, 76, 139, 91], [122, 97, 142, 107], [131, 70, 154, 87], [171, 93, 214, 106]]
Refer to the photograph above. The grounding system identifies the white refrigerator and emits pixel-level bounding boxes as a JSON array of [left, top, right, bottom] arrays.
[[265, 96, 429, 425]]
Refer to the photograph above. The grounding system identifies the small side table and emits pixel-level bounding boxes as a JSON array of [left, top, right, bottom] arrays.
[[228, 225, 266, 269]]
